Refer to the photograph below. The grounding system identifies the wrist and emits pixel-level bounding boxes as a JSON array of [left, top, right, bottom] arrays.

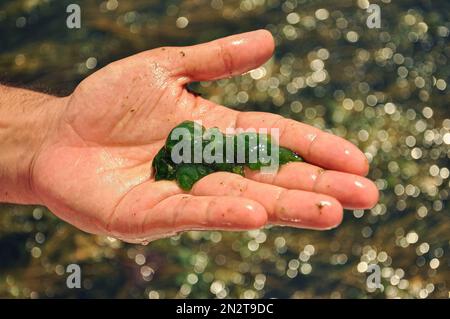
[[0, 86, 63, 204]]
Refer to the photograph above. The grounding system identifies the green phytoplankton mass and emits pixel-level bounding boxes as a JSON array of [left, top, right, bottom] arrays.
[[152, 121, 302, 190]]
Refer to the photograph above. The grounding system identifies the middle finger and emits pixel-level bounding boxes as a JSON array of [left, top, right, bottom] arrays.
[[244, 162, 379, 209], [191, 172, 343, 230]]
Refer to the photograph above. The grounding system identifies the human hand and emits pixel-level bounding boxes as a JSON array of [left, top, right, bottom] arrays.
[[6, 30, 378, 243]]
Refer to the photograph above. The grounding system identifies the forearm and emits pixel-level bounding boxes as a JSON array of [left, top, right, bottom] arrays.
[[0, 85, 60, 204]]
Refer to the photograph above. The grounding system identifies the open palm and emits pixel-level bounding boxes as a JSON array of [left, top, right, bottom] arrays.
[[32, 30, 378, 243]]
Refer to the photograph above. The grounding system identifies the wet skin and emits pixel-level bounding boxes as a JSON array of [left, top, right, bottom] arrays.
[[26, 30, 379, 243]]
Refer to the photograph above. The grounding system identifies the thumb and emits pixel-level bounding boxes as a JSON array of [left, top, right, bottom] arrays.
[[175, 29, 275, 82]]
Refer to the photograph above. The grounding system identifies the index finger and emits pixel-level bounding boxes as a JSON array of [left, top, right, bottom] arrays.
[[176, 29, 275, 82], [234, 112, 369, 176]]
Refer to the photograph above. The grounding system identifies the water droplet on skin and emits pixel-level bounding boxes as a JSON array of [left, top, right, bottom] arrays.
[[354, 180, 364, 188], [116, 231, 180, 245], [316, 200, 332, 214], [310, 168, 325, 183], [306, 133, 317, 142], [318, 200, 332, 207], [278, 215, 303, 223], [320, 225, 339, 231], [231, 39, 244, 46]]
